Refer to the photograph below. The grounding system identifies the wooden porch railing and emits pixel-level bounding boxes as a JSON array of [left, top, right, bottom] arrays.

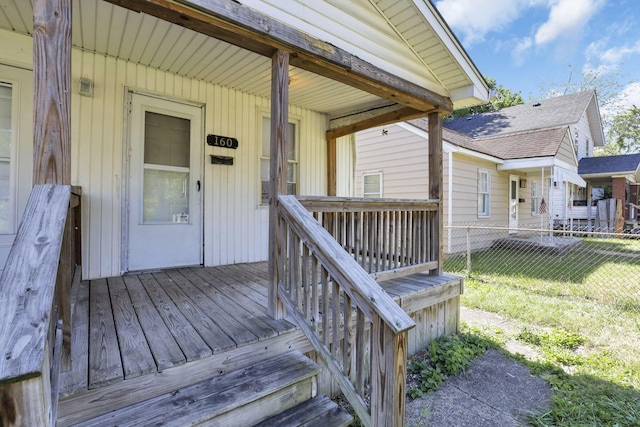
[[297, 196, 440, 280], [0, 185, 81, 426], [276, 195, 415, 427]]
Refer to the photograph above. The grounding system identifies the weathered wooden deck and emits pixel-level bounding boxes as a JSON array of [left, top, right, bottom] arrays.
[[57, 262, 306, 426], [55, 262, 462, 426]]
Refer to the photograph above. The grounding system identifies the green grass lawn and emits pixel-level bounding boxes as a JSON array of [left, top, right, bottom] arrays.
[[444, 239, 640, 426]]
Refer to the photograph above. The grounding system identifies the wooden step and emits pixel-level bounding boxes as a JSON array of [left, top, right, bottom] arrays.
[[70, 350, 321, 426], [254, 395, 353, 427]]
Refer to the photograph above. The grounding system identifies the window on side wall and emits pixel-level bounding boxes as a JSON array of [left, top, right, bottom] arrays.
[[477, 169, 490, 217], [260, 117, 298, 205], [531, 180, 540, 215], [363, 172, 382, 198], [0, 83, 14, 234]]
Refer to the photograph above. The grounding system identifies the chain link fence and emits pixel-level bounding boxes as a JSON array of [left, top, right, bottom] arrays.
[[443, 224, 640, 313]]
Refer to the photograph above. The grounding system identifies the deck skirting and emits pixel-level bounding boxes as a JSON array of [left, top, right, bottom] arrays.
[[381, 273, 463, 355]]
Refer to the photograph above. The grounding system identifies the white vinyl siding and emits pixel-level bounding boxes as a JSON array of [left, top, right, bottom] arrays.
[[363, 172, 382, 198], [477, 169, 490, 217], [354, 125, 429, 199], [0, 31, 328, 279]]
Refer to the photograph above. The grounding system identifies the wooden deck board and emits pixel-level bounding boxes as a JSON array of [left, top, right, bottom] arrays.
[[122, 275, 186, 371], [137, 273, 212, 362], [164, 269, 260, 345], [59, 279, 89, 395], [185, 267, 282, 340], [88, 278, 124, 388], [107, 277, 156, 380], [203, 265, 294, 334]]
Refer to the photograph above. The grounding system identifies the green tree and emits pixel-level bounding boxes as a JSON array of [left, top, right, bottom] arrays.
[[446, 76, 524, 120], [603, 105, 640, 154]]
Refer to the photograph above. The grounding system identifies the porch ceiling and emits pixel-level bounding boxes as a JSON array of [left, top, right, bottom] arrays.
[[0, 0, 386, 115]]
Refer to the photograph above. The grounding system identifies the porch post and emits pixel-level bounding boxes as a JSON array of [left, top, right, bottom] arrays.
[[33, 0, 71, 185], [428, 112, 443, 275], [33, 0, 73, 367], [327, 137, 337, 196], [268, 49, 289, 319]]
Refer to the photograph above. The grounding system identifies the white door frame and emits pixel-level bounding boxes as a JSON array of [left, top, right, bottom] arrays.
[[122, 90, 204, 272], [509, 174, 519, 233]]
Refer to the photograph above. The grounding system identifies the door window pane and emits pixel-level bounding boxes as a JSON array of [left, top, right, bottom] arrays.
[[0, 84, 12, 234], [144, 112, 190, 167], [143, 169, 189, 222], [142, 111, 191, 223]]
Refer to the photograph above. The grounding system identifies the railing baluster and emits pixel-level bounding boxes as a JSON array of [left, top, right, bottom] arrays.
[[332, 280, 340, 360], [343, 293, 353, 378], [322, 267, 330, 346], [311, 255, 319, 327]]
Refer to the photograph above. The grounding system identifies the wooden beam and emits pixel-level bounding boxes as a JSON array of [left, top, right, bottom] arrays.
[[428, 112, 443, 275], [104, 0, 453, 113], [327, 138, 337, 197], [327, 105, 429, 139], [33, 0, 71, 185], [268, 50, 289, 319]]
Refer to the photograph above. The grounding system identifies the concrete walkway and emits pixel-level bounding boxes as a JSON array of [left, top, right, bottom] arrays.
[[405, 308, 552, 426]]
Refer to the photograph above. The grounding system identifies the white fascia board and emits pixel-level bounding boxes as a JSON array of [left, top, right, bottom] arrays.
[[581, 172, 637, 180], [410, 0, 489, 103], [396, 122, 502, 162], [498, 157, 555, 170], [449, 84, 488, 107]]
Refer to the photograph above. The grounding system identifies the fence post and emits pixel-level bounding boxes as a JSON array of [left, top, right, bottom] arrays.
[[466, 227, 471, 273]]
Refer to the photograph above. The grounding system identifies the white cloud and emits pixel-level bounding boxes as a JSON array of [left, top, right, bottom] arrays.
[[534, 0, 605, 45], [512, 37, 533, 66], [435, 0, 530, 46], [600, 40, 640, 64]]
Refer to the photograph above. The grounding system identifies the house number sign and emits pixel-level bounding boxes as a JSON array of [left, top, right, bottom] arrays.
[[207, 134, 238, 149]]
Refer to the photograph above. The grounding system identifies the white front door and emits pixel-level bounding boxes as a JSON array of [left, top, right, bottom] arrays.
[[126, 93, 203, 271], [509, 175, 519, 233]]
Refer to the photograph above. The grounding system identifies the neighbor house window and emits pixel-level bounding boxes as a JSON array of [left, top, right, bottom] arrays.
[[531, 180, 540, 215], [260, 117, 298, 205], [363, 172, 382, 198], [477, 169, 490, 217], [0, 83, 13, 234]]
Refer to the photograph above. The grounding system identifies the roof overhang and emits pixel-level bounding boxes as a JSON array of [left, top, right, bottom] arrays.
[[106, 0, 454, 114], [555, 168, 586, 187]]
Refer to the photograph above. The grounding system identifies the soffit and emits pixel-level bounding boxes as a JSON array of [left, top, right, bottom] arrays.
[[0, 0, 385, 115]]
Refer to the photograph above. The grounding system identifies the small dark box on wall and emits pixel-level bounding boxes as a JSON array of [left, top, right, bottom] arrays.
[[211, 155, 234, 165]]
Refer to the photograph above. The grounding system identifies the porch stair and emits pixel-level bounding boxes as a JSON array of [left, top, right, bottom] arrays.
[[67, 350, 352, 427]]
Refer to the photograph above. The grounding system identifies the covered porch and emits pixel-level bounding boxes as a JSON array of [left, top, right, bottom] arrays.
[[0, 0, 486, 425]]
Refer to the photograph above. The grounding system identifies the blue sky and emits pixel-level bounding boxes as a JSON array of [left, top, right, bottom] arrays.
[[434, 0, 640, 119]]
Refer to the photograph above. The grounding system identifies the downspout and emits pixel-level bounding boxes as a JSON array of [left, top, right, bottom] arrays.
[[447, 150, 453, 254]]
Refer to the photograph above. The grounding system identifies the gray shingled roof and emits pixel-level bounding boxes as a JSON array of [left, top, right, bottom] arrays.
[[443, 91, 596, 138], [409, 118, 569, 160], [578, 153, 640, 175]]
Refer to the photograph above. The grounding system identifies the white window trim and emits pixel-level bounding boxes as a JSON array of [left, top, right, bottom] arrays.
[[362, 171, 383, 198], [259, 112, 300, 206], [0, 80, 18, 235], [477, 169, 490, 218], [531, 180, 541, 216]]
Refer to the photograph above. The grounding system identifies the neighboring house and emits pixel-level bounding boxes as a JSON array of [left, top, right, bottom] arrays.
[[0, 1, 488, 425], [355, 91, 604, 253], [578, 153, 640, 227]]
